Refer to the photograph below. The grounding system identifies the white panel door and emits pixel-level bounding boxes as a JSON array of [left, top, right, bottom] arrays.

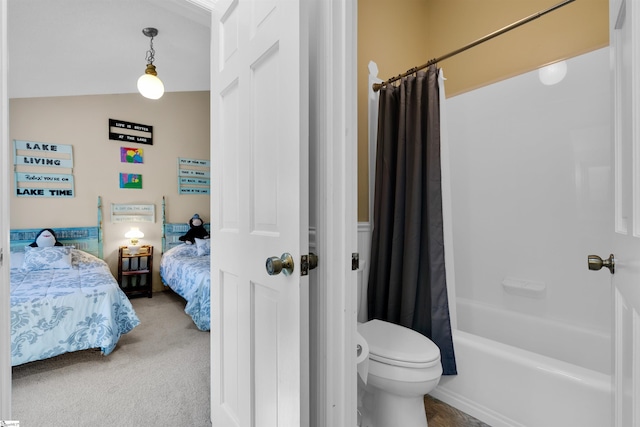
[[610, 0, 640, 425], [210, 0, 309, 426]]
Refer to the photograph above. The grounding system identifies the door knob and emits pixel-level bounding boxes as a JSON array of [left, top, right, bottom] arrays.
[[587, 254, 615, 274], [266, 253, 294, 276]]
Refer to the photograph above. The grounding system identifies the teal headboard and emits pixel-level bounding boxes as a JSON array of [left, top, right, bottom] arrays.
[[9, 227, 102, 258], [161, 196, 210, 253]]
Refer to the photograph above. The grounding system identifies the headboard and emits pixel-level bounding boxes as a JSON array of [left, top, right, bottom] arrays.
[[161, 196, 210, 253], [9, 196, 104, 258]]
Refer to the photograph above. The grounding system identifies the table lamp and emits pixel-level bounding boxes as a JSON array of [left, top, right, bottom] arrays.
[[125, 227, 144, 255]]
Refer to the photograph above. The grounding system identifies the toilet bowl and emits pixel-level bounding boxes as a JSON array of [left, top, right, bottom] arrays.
[[358, 319, 442, 427]]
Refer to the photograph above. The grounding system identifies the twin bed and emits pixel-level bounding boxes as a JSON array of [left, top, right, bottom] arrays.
[[9, 225, 140, 366], [159, 198, 211, 331], [9, 198, 211, 367]]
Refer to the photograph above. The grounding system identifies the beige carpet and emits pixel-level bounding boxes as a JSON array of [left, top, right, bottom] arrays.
[[11, 291, 211, 427]]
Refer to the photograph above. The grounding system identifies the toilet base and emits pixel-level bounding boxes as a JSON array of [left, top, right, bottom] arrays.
[[360, 387, 428, 427]]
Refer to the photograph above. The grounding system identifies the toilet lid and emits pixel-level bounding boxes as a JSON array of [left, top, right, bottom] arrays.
[[358, 319, 440, 366]]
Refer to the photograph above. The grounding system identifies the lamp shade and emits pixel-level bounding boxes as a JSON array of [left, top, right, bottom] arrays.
[[125, 227, 144, 242], [137, 73, 165, 100], [125, 228, 144, 254]]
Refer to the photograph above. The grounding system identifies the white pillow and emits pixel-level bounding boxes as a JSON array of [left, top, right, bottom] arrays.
[[194, 238, 211, 256], [10, 251, 25, 269], [23, 246, 73, 271], [168, 244, 198, 257]]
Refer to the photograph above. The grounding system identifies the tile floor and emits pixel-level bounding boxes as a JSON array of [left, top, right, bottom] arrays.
[[424, 395, 492, 427]]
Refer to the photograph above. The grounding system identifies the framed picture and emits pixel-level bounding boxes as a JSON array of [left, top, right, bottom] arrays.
[[119, 173, 142, 189], [121, 147, 144, 164]]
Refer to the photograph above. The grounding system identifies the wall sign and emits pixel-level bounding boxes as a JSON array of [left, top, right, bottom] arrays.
[[13, 140, 75, 198], [14, 139, 74, 168], [177, 158, 210, 195], [109, 119, 153, 145], [111, 203, 155, 223], [15, 172, 75, 198]]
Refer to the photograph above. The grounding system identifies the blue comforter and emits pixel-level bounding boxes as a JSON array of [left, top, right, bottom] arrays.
[[10, 249, 140, 366], [160, 244, 210, 331]]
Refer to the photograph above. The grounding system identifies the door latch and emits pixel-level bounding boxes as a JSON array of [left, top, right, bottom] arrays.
[[300, 253, 318, 276]]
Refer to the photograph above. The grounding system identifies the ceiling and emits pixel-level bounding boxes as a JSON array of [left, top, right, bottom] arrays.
[[7, 0, 211, 99]]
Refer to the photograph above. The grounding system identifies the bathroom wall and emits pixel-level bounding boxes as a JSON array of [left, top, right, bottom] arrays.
[[445, 47, 612, 332], [356, 0, 608, 222]]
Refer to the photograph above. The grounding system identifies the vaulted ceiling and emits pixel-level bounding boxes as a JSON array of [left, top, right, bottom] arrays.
[[8, 0, 211, 99]]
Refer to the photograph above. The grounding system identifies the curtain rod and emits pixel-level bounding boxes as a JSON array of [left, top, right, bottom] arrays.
[[372, 0, 576, 92]]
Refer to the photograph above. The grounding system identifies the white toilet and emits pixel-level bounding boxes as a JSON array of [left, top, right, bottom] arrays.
[[357, 319, 442, 427]]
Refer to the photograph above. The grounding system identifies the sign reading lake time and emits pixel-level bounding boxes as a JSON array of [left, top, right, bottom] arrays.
[[13, 140, 75, 198], [109, 119, 153, 145]]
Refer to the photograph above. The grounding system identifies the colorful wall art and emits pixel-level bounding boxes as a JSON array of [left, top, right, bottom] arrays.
[[121, 147, 144, 163], [119, 173, 143, 189]]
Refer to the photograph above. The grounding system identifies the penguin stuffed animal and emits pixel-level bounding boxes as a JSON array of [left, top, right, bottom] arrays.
[[29, 228, 64, 247], [178, 214, 210, 245]]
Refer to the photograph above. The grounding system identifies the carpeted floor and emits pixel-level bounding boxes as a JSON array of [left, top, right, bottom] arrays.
[[11, 291, 211, 427]]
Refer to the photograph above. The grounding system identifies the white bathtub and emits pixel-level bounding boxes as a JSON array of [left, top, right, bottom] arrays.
[[431, 299, 612, 427]]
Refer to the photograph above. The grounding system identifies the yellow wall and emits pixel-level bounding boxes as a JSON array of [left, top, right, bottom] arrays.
[[357, 0, 609, 222], [10, 92, 210, 291]]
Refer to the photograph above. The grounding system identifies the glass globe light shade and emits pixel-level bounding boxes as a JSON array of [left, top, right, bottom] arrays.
[[538, 61, 568, 86], [125, 227, 144, 243], [137, 73, 165, 100], [125, 227, 145, 254]]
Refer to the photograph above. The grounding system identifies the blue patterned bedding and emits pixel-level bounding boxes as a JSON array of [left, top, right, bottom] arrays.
[[10, 248, 140, 366], [160, 243, 210, 331]]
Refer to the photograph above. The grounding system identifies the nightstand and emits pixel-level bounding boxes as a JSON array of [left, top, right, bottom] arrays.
[[118, 245, 153, 298]]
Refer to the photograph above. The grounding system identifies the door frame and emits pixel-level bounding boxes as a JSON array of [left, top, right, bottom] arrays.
[[0, 0, 10, 418], [0, 0, 357, 425], [306, 1, 359, 425]]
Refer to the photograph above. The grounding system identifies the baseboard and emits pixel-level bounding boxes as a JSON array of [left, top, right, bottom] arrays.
[[430, 387, 523, 427]]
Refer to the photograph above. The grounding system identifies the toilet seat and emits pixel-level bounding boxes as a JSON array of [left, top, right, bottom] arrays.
[[358, 319, 441, 368]]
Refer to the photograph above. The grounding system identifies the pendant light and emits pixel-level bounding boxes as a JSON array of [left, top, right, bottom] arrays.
[[137, 27, 165, 100]]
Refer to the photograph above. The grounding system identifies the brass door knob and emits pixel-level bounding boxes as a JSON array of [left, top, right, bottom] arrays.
[[266, 253, 294, 276], [587, 254, 615, 274]]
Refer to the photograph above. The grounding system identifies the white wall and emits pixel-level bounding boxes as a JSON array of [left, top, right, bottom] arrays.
[[444, 48, 612, 334], [9, 92, 210, 291]]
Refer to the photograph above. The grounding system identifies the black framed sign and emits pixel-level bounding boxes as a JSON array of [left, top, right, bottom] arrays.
[[109, 119, 153, 145]]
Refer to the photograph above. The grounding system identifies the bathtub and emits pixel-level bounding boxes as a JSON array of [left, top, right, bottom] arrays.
[[430, 298, 612, 427]]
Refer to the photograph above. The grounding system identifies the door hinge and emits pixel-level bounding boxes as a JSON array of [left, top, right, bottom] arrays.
[[352, 253, 359, 270], [300, 253, 318, 276]]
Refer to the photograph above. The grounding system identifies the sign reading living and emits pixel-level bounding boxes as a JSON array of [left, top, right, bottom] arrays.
[[13, 139, 75, 197], [109, 119, 153, 145]]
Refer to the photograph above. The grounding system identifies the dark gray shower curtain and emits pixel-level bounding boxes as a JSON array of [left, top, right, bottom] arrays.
[[368, 65, 457, 375]]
